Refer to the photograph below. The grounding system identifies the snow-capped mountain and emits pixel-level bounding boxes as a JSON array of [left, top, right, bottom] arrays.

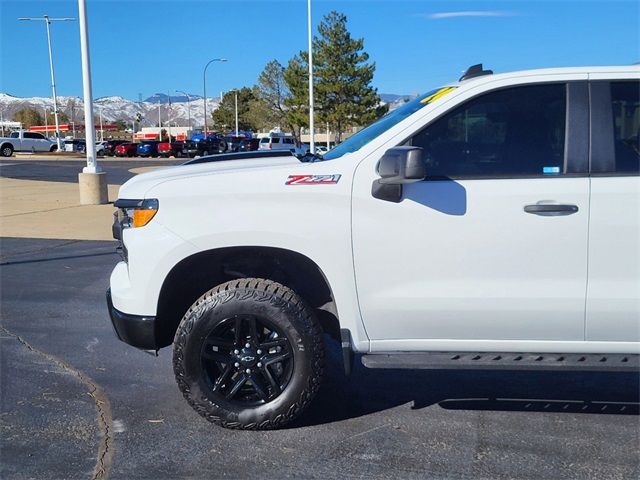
[[0, 91, 412, 127], [0, 92, 219, 127]]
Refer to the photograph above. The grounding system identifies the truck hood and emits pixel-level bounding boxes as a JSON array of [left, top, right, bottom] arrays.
[[118, 154, 300, 199]]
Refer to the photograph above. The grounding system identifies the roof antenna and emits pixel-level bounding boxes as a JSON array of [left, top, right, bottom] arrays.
[[459, 64, 493, 81]]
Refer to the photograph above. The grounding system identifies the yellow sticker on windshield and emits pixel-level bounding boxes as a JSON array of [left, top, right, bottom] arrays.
[[420, 87, 456, 104]]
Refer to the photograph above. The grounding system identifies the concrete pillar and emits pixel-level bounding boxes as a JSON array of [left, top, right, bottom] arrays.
[[78, 172, 108, 205]]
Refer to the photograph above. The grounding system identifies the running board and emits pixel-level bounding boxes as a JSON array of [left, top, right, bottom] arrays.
[[361, 352, 640, 372]]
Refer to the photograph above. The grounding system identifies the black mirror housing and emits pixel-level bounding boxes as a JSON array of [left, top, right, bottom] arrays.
[[377, 147, 426, 184]]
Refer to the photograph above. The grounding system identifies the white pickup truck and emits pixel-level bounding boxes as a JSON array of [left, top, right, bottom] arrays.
[[108, 65, 640, 430], [0, 130, 57, 156]]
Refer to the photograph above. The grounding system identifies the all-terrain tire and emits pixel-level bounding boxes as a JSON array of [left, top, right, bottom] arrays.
[[173, 278, 324, 430]]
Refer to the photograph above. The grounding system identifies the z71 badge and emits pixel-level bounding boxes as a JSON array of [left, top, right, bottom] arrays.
[[285, 174, 341, 185]]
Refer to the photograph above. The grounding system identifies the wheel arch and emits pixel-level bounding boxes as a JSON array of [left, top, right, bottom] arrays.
[[155, 246, 340, 348]]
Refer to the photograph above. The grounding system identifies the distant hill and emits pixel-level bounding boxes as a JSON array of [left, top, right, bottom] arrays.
[[143, 93, 203, 104], [0, 91, 412, 127], [0, 92, 217, 127]]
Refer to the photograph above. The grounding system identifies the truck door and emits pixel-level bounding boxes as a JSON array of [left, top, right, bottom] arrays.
[[352, 82, 591, 349], [586, 79, 640, 343]]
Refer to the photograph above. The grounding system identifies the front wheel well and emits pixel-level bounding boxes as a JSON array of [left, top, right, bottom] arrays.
[[155, 247, 340, 348]]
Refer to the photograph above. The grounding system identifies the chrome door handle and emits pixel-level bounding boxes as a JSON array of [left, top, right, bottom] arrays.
[[524, 204, 579, 216]]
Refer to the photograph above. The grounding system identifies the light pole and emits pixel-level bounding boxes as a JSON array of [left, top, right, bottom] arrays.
[[203, 58, 227, 136], [307, 0, 315, 153], [175, 90, 191, 128], [95, 103, 104, 141], [154, 93, 162, 140], [18, 15, 75, 152], [77, 0, 107, 204], [234, 89, 238, 136]]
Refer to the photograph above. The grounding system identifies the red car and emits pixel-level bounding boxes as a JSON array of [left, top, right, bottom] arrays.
[[114, 142, 138, 157], [157, 141, 184, 158]]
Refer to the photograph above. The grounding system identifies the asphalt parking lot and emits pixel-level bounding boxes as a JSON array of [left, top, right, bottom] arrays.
[[1, 159, 639, 479]]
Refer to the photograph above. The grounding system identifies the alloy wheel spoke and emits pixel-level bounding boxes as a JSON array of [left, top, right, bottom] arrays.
[[247, 316, 259, 344], [225, 373, 248, 399], [259, 337, 288, 350], [202, 350, 232, 364], [263, 350, 291, 366], [262, 366, 282, 396], [212, 364, 233, 392], [249, 373, 269, 401], [205, 336, 235, 349], [233, 316, 243, 345]]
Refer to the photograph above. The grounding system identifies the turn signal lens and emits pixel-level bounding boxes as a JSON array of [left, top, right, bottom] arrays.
[[114, 198, 159, 229], [132, 208, 158, 227]]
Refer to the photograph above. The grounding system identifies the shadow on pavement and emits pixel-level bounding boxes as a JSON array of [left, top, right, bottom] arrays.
[[292, 338, 640, 428]]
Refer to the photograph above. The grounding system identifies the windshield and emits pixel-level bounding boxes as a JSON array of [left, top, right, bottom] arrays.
[[322, 87, 456, 161]]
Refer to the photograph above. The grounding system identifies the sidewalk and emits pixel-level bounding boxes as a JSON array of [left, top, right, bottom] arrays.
[[0, 165, 164, 241]]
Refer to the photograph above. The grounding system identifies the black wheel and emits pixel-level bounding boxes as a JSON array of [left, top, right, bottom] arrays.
[[49, 145, 57, 152], [1, 144, 14, 157], [173, 278, 324, 430], [218, 141, 227, 153], [202, 150, 209, 156]]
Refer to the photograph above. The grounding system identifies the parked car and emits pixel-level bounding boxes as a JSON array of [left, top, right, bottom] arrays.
[[108, 64, 640, 430], [258, 132, 296, 151], [136, 141, 160, 158], [0, 130, 57, 156], [114, 142, 138, 157], [223, 136, 246, 152], [237, 138, 260, 152], [158, 141, 184, 158], [95, 141, 108, 155], [103, 139, 129, 156], [182, 138, 226, 157], [64, 138, 86, 153], [315, 145, 329, 155]]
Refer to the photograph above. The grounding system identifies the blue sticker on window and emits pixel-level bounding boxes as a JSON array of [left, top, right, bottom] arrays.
[[543, 166, 560, 174]]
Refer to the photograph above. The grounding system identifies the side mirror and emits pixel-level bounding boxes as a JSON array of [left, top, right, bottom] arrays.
[[377, 146, 426, 184], [372, 147, 426, 203]]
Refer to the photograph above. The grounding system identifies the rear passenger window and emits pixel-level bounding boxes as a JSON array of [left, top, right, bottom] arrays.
[[271, 138, 280, 143], [611, 81, 639, 173], [409, 84, 567, 178]]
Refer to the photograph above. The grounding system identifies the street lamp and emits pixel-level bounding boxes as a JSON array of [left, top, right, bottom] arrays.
[[307, 0, 315, 153], [153, 93, 163, 140], [18, 15, 76, 152], [203, 58, 227, 136], [95, 103, 104, 142], [175, 90, 191, 128], [230, 89, 239, 136]]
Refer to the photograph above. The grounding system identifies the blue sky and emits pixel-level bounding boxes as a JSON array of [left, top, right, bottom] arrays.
[[1, 0, 638, 100]]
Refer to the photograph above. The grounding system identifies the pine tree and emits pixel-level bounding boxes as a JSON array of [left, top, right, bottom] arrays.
[[211, 87, 257, 133], [283, 52, 310, 145], [313, 11, 386, 142]]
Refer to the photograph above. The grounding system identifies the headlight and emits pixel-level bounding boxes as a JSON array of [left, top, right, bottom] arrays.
[[114, 198, 159, 229]]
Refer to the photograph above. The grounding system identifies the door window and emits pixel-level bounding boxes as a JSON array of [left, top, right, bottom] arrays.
[[610, 81, 639, 173], [408, 84, 567, 178]]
